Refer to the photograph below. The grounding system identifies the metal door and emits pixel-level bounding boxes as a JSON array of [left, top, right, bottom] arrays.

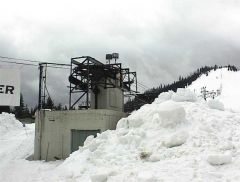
[[71, 129, 100, 153]]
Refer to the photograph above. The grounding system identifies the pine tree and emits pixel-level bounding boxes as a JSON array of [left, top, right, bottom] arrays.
[[14, 94, 24, 118], [23, 104, 30, 118], [30, 105, 38, 116], [45, 97, 54, 109], [56, 103, 62, 110]]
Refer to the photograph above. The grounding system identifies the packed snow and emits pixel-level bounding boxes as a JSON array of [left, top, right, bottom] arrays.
[[207, 99, 225, 111], [207, 152, 232, 165], [1, 68, 240, 181], [0, 113, 23, 135]]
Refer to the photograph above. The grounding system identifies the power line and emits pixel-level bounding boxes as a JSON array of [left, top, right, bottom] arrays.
[[138, 82, 150, 89], [132, 81, 149, 90], [132, 82, 150, 92], [0, 59, 38, 67], [135, 97, 149, 104], [0, 58, 70, 70], [132, 83, 146, 90], [0, 56, 41, 63], [0, 55, 70, 68]]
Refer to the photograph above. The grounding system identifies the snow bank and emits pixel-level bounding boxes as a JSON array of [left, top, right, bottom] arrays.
[[0, 113, 44, 182], [0, 112, 23, 135], [90, 173, 108, 182], [117, 100, 186, 129], [172, 88, 197, 102], [207, 152, 232, 165], [137, 171, 157, 182], [154, 91, 174, 104], [163, 130, 188, 148], [156, 101, 186, 128], [208, 99, 225, 111], [154, 89, 197, 104], [117, 101, 185, 129]]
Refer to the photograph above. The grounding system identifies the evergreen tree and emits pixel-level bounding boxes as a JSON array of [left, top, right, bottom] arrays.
[[23, 104, 30, 118], [30, 105, 38, 116], [56, 103, 62, 110], [14, 94, 24, 118], [45, 97, 54, 109]]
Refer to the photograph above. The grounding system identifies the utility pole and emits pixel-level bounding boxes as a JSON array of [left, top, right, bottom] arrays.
[[38, 64, 43, 109]]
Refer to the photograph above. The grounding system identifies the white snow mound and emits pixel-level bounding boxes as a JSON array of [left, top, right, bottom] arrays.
[[207, 152, 232, 165], [90, 173, 108, 182], [156, 101, 186, 128], [45, 87, 240, 181], [163, 130, 188, 148], [155, 89, 197, 104], [208, 99, 225, 111], [172, 88, 197, 102], [154, 91, 174, 104], [117, 100, 186, 129], [0, 112, 23, 135]]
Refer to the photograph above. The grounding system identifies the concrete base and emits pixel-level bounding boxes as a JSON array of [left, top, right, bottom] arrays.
[[34, 109, 126, 161]]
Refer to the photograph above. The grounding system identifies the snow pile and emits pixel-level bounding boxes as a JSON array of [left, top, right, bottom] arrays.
[[154, 88, 197, 103], [208, 99, 225, 111], [207, 152, 232, 165], [48, 88, 240, 181], [172, 88, 197, 102], [163, 130, 189, 148], [137, 171, 157, 181], [118, 100, 186, 129], [0, 112, 23, 135], [90, 173, 108, 182], [154, 91, 174, 104], [0, 113, 60, 182]]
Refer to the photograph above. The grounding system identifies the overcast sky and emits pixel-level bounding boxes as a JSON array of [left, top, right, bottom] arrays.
[[1, 0, 240, 107]]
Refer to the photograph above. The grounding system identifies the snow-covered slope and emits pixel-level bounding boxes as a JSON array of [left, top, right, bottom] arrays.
[[46, 89, 240, 182], [188, 68, 240, 112]]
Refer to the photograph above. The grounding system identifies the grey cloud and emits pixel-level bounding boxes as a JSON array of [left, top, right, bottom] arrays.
[[1, 0, 240, 107]]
